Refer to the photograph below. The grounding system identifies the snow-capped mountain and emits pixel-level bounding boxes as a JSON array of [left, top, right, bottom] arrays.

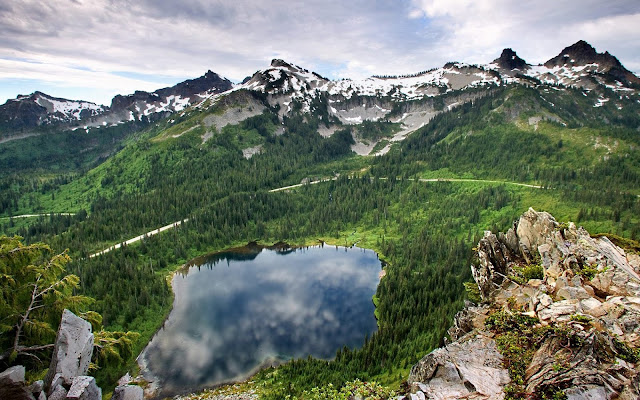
[[2, 40, 637, 146], [238, 40, 638, 112], [0, 92, 106, 132], [109, 70, 232, 121], [494, 40, 640, 90], [0, 70, 232, 136], [216, 40, 638, 155]]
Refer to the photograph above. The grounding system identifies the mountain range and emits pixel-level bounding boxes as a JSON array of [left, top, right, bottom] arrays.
[[2, 38, 640, 400], [1, 40, 638, 147]]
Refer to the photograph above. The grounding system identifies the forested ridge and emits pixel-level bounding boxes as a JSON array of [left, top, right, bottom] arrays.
[[1, 84, 639, 397]]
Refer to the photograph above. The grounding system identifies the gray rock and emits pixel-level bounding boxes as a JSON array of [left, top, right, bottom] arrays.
[[525, 331, 629, 397], [0, 379, 34, 400], [565, 385, 609, 400], [47, 374, 64, 396], [556, 286, 591, 301], [409, 334, 509, 399], [28, 379, 44, 395], [472, 231, 517, 300], [67, 376, 101, 400], [44, 309, 94, 391], [0, 365, 33, 400], [516, 208, 558, 263], [117, 372, 132, 386], [0, 365, 26, 383], [112, 384, 143, 400], [48, 384, 67, 400], [537, 300, 578, 322]]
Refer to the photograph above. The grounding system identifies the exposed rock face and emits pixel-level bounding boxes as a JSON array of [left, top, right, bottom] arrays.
[[111, 384, 144, 400], [406, 208, 640, 400], [66, 376, 102, 400], [409, 333, 509, 399], [0, 69, 232, 137], [493, 48, 528, 71], [544, 40, 640, 86], [0, 365, 33, 400], [44, 309, 94, 391]]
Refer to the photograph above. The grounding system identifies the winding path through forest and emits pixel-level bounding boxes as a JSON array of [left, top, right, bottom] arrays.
[[0, 213, 76, 220], [88, 219, 189, 258], [87, 177, 543, 258]]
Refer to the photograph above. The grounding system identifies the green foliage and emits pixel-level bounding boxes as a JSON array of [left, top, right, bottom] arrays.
[[290, 379, 395, 400], [613, 338, 640, 363], [569, 314, 592, 325], [510, 263, 544, 283], [576, 264, 600, 280], [463, 281, 482, 303], [0, 120, 148, 175], [486, 311, 549, 399], [0, 236, 86, 365], [356, 120, 399, 143], [2, 82, 640, 395], [0, 235, 139, 386]]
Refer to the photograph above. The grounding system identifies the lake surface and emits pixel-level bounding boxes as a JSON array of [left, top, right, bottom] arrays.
[[139, 244, 381, 397]]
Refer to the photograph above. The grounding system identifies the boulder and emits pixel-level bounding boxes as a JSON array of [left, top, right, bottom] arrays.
[[67, 376, 102, 400], [112, 384, 144, 400], [44, 309, 94, 391], [556, 286, 591, 301], [28, 380, 44, 396], [516, 208, 558, 263], [525, 329, 637, 399], [0, 365, 33, 400], [48, 383, 68, 400], [0, 365, 25, 383], [537, 300, 579, 322], [565, 385, 609, 400], [409, 334, 509, 399]]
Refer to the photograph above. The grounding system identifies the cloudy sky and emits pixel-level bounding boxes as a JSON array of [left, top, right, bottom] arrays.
[[2, 0, 640, 106]]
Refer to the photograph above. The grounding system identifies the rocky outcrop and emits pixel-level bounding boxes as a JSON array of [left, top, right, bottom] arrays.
[[44, 309, 94, 391], [111, 384, 144, 400], [0, 309, 137, 400], [408, 333, 509, 399], [493, 48, 529, 71], [405, 208, 640, 399], [0, 365, 35, 400], [66, 376, 101, 400]]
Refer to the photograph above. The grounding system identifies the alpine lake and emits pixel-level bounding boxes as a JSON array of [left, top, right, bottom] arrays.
[[139, 243, 382, 397]]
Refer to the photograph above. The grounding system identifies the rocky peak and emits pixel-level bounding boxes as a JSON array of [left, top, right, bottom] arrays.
[[110, 69, 232, 113], [270, 58, 293, 69], [545, 40, 617, 70], [493, 48, 528, 71], [406, 208, 640, 400]]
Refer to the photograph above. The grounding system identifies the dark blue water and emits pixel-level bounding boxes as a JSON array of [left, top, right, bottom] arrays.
[[140, 245, 381, 396]]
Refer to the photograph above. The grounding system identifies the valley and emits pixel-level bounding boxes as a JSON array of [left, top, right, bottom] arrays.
[[1, 39, 639, 400]]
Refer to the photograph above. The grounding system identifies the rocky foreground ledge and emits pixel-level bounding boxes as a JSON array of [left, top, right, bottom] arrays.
[[0, 309, 142, 400], [406, 208, 640, 400]]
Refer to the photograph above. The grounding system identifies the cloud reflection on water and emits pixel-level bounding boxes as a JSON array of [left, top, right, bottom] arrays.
[[142, 246, 380, 396]]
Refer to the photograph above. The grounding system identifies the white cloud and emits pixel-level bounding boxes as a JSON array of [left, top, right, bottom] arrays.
[[1, 0, 639, 104], [408, 0, 640, 68]]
